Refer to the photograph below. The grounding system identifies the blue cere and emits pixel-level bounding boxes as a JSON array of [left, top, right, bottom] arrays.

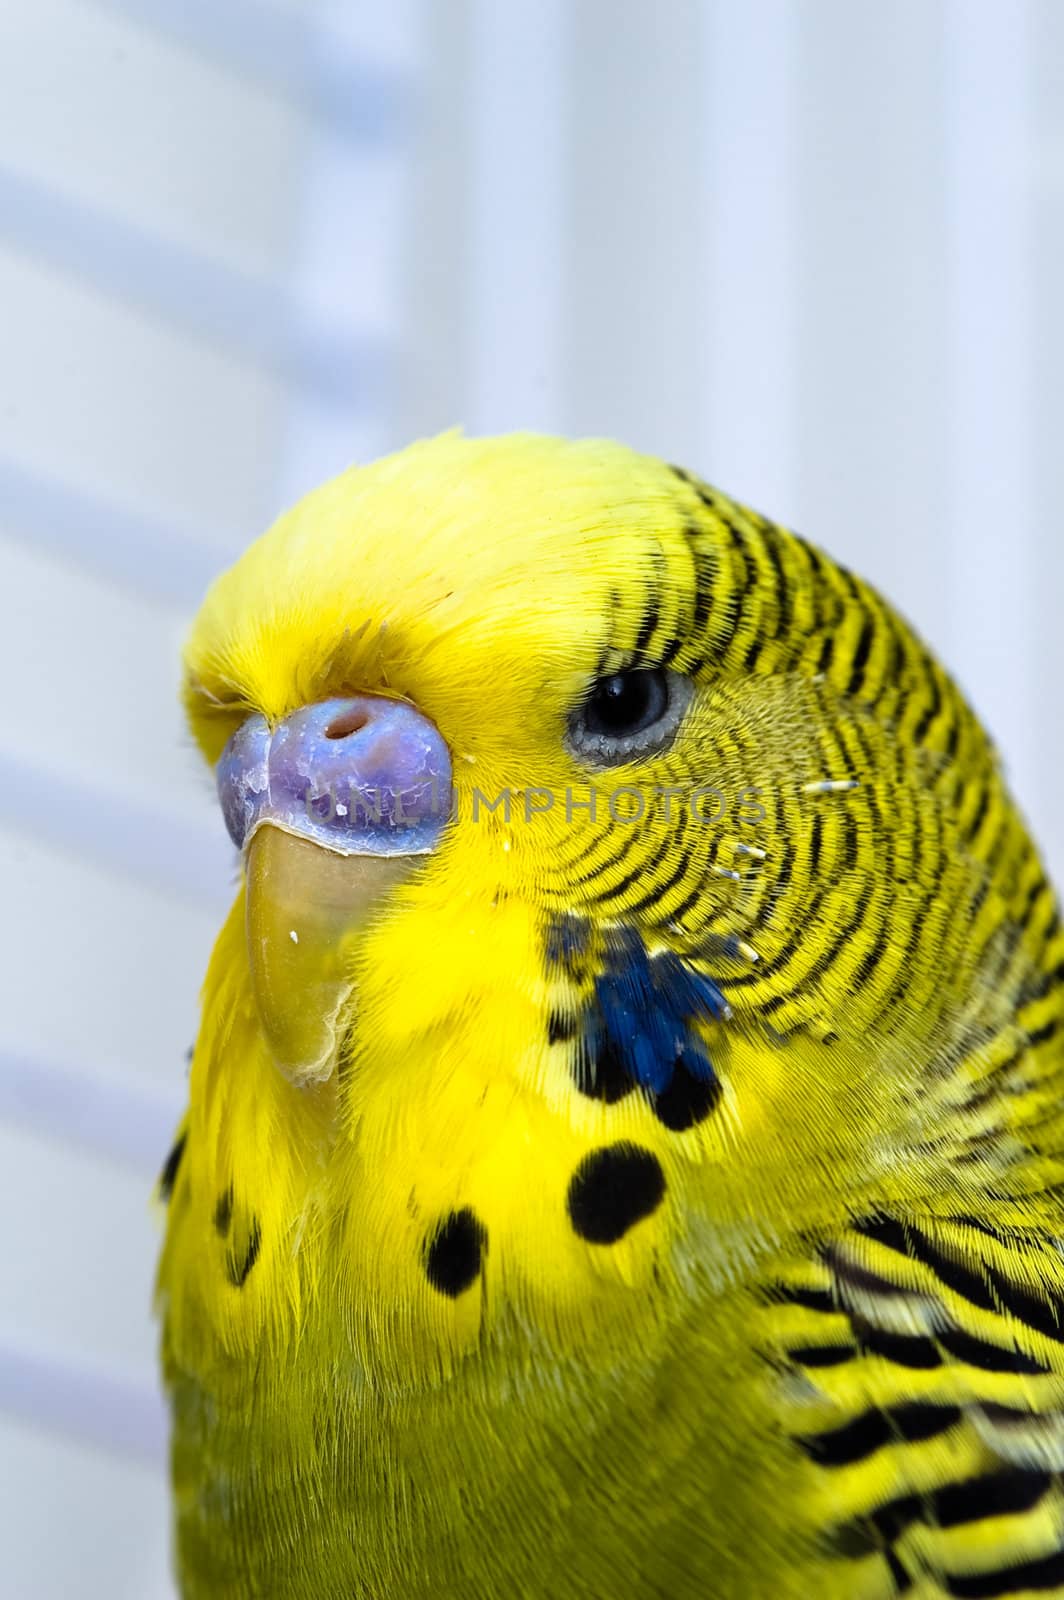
[[217, 696, 454, 858], [590, 926, 729, 1096]]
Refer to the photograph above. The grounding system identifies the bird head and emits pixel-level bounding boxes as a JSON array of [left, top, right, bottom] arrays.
[[182, 431, 1028, 1304]]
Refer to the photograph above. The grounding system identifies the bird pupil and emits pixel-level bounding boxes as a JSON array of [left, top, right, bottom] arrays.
[[594, 673, 651, 732]]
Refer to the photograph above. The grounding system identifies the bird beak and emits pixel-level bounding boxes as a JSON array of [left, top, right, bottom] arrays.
[[217, 696, 452, 1084], [243, 827, 431, 1084]]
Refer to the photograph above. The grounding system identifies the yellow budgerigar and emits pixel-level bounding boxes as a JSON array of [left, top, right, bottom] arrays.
[[158, 433, 1064, 1599]]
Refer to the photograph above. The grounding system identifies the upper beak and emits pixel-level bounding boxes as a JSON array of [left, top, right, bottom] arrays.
[[216, 696, 453, 1083]]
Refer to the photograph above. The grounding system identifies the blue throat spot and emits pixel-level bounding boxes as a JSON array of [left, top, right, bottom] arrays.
[[557, 921, 728, 1100]]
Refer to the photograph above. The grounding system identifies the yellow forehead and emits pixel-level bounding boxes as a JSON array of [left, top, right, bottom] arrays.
[[184, 431, 685, 763]]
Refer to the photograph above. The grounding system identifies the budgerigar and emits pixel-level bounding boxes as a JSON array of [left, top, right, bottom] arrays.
[[158, 433, 1064, 1598]]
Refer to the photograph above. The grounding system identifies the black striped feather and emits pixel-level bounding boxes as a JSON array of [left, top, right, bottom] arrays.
[[769, 1216, 1064, 1596]]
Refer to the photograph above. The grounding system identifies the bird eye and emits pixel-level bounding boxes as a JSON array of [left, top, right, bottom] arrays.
[[567, 668, 692, 765]]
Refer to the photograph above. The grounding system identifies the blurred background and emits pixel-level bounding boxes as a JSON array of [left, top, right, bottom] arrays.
[[0, 1, 1061, 1594]]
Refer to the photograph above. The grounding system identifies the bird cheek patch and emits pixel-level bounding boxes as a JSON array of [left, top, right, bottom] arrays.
[[548, 916, 730, 1130]]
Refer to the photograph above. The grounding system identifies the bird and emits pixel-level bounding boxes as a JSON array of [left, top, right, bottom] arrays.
[[157, 431, 1064, 1599]]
